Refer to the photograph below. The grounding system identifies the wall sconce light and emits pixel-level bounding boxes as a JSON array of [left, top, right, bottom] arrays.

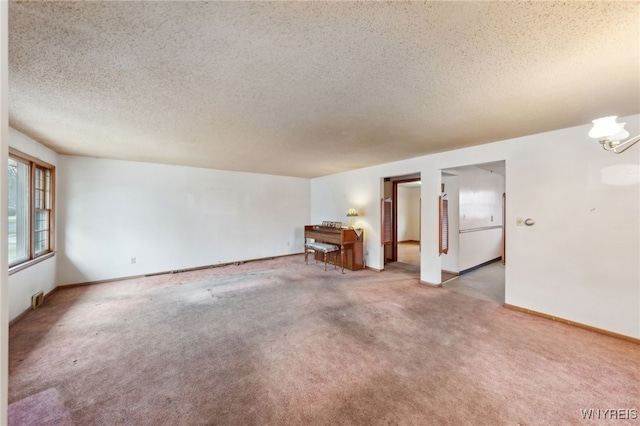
[[346, 208, 359, 228], [589, 116, 640, 154]]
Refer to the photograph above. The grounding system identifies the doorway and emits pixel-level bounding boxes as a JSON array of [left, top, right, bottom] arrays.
[[382, 173, 421, 272], [439, 161, 506, 304], [396, 181, 421, 267]]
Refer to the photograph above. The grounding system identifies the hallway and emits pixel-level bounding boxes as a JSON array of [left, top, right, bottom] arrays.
[[444, 261, 505, 305], [397, 241, 505, 305], [397, 241, 420, 266]]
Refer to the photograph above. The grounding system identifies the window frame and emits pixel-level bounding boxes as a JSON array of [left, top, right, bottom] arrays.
[[8, 148, 55, 273]]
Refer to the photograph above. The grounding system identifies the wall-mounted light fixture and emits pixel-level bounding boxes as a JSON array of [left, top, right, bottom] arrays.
[[346, 208, 359, 228], [589, 116, 640, 154]]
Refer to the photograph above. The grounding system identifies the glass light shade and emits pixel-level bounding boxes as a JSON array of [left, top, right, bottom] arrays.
[[609, 123, 629, 141], [346, 208, 359, 217], [589, 116, 622, 139]]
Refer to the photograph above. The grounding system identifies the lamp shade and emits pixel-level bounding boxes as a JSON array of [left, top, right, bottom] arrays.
[[346, 209, 359, 217], [609, 123, 630, 141], [589, 116, 622, 139]]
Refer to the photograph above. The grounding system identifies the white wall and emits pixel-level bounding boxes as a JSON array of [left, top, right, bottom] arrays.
[[57, 156, 310, 285], [458, 166, 504, 230], [457, 166, 504, 271], [8, 129, 59, 321], [8, 259, 57, 321], [459, 228, 502, 271], [397, 186, 420, 241], [311, 115, 640, 338]]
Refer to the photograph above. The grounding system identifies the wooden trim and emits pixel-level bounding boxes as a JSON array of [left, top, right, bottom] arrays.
[[9, 285, 59, 327], [392, 182, 398, 261], [381, 198, 393, 246], [60, 253, 303, 288], [9, 147, 54, 169], [420, 280, 442, 288], [59, 274, 149, 289], [8, 306, 31, 327], [504, 304, 639, 344], [438, 195, 442, 254], [439, 196, 449, 254], [8, 251, 55, 275], [48, 163, 56, 253], [9, 308, 30, 327], [8, 148, 56, 267], [502, 192, 506, 265], [391, 177, 421, 262]]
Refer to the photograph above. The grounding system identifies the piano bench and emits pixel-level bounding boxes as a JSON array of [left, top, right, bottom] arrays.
[[304, 242, 340, 271]]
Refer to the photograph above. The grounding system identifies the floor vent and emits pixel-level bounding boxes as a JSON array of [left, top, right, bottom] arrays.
[[31, 291, 44, 309]]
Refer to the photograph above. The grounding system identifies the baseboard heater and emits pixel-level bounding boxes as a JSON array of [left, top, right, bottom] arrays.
[[31, 291, 44, 309], [144, 256, 277, 277]]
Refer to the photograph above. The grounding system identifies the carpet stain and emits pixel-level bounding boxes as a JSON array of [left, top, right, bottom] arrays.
[[8, 255, 640, 425]]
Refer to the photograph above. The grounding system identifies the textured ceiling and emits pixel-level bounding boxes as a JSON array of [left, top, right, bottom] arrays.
[[8, 1, 640, 178]]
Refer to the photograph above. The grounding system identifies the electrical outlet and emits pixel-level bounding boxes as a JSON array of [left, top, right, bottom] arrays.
[[131, 257, 136, 264]]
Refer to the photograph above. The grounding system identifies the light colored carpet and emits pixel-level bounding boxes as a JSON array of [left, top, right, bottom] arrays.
[[9, 255, 638, 425], [8, 388, 73, 426]]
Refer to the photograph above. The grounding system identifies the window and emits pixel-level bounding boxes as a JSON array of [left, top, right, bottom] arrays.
[[8, 149, 55, 269]]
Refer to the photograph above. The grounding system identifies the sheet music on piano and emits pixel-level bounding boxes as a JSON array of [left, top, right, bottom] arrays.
[[320, 221, 342, 229]]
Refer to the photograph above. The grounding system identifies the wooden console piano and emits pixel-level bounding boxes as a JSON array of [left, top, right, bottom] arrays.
[[304, 225, 364, 271]]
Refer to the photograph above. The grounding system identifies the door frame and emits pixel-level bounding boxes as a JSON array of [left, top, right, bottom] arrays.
[[388, 177, 421, 262]]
